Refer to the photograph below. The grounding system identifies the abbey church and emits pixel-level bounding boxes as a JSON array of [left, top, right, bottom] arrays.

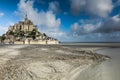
[[0, 15, 59, 44]]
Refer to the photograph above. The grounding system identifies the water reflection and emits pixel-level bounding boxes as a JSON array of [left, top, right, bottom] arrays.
[[76, 48, 120, 80], [76, 63, 102, 80]]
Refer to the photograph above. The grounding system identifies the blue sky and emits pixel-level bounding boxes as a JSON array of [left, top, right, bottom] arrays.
[[0, 0, 120, 42]]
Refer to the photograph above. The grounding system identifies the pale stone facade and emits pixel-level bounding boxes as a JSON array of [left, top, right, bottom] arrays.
[[8, 16, 38, 32], [0, 15, 59, 44]]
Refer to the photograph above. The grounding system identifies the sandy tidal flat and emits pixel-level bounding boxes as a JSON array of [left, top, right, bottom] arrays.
[[0, 45, 109, 80]]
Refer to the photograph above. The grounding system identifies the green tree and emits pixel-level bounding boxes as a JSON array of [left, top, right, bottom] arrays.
[[14, 31, 25, 37], [43, 33, 47, 36], [0, 34, 6, 43], [19, 31, 25, 37], [31, 29, 37, 39], [9, 31, 14, 35]]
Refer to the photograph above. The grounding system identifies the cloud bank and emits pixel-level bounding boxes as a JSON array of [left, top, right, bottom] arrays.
[[71, 14, 120, 35], [71, 20, 102, 35], [17, 0, 61, 29], [70, 0, 113, 17], [48, 1, 60, 13], [98, 15, 120, 33]]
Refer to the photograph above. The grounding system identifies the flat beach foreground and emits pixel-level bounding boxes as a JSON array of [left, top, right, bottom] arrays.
[[0, 45, 109, 80]]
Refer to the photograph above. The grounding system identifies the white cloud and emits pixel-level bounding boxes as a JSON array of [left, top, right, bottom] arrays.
[[71, 14, 120, 36], [0, 26, 8, 36], [117, 0, 120, 3], [71, 20, 101, 35], [41, 29, 68, 41], [0, 21, 15, 36], [0, 12, 4, 17], [48, 1, 60, 13], [97, 14, 120, 32], [70, 17, 120, 42], [70, 0, 113, 17], [17, 0, 61, 29]]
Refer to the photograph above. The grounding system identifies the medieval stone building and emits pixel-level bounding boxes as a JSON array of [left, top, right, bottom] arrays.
[[0, 15, 59, 44]]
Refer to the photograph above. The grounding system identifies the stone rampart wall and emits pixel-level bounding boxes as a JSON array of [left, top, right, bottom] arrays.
[[13, 40, 59, 44]]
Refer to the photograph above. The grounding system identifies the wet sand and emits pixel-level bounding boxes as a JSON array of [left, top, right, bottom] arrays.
[[0, 45, 109, 80]]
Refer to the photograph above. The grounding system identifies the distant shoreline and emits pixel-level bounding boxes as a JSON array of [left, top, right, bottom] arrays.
[[1, 42, 120, 47], [60, 42, 120, 47]]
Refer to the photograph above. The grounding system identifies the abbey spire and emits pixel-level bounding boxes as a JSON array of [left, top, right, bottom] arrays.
[[25, 14, 28, 20]]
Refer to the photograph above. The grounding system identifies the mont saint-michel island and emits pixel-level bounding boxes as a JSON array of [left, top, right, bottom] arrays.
[[0, 15, 59, 44]]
